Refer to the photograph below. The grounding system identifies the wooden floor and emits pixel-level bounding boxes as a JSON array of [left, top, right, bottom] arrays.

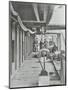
[[10, 56, 64, 88]]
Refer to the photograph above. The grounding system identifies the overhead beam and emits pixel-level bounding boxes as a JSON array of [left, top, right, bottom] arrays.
[[44, 5, 48, 22], [44, 5, 54, 24], [36, 32, 61, 35], [22, 20, 65, 29], [46, 25, 65, 30], [32, 4, 40, 21], [22, 20, 46, 23]]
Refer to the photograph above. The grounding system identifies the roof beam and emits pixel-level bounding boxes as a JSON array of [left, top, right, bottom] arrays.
[[46, 25, 65, 30], [44, 5, 54, 24], [10, 2, 18, 16], [44, 5, 48, 22], [32, 4, 40, 21], [22, 20, 65, 29]]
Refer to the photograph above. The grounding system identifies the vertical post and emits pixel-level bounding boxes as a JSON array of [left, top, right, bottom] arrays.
[[23, 31, 24, 61], [25, 32, 28, 59], [14, 24, 17, 70], [19, 29, 23, 66], [57, 33, 61, 50], [19, 30, 21, 67], [32, 36, 34, 52], [41, 26, 46, 71], [43, 57, 45, 70], [31, 35, 33, 53], [26, 34, 28, 57], [27, 33, 30, 56], [21, 30, 23, 64], [12, 22, 16, 74], [17, 25, 20, 69], [9, 19, 12, 75], [24, 32, 26, 59]]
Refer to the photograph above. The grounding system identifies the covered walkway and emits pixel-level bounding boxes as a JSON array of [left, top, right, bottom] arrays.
[[9, 1, 66, 88]]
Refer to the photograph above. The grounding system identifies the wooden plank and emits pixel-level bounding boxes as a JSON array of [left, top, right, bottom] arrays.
[[22, 20, 65, 29], [46, 25, 65, 30], [17, 25, 20, 69], [32, 4, 40, 21], [22, 20, 46, 23]]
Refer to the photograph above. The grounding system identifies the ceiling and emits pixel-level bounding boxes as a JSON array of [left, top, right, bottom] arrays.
[[11, 1, 65, 31], [11, 2, 55, 22], [11, 2, 37, 21]]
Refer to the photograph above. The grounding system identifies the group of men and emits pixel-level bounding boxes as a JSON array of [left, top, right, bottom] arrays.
[[33, 37, 58, 53]]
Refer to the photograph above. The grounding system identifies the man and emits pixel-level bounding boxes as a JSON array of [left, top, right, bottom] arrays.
[[48, 41, 58, 53], [40, 38, 44, 49]]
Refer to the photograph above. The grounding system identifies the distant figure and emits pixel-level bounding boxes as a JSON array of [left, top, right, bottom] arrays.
[[33, 40, 36, 52], [48, 41, 58, 53], [33, 38, 38, 52], [44, 39, 48, 49], [52, 44, 58, 53], [40, 38, 44, 49]]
